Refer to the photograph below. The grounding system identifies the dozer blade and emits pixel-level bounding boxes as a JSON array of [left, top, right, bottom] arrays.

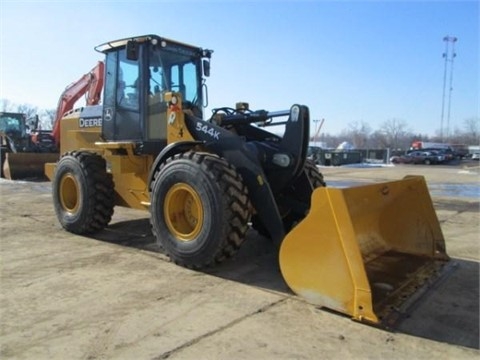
[[279, 175, 450, 326], [3, 153, 59, 180]]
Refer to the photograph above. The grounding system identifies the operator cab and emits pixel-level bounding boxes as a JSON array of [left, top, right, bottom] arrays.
[[95, 34, 212, 154]]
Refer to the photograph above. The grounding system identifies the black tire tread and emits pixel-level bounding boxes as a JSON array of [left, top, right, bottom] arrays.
[[54, 151, 114, 234], [304, 159, 326, 187], [252, 159, 326, 237], [151, 152, 251, 268]]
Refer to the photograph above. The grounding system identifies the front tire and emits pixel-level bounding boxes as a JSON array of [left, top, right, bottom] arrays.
[[304, 159, 326, 188], [150, 152, 251, 269], [281, 159, 326, 231], [52, 151, 115, 234]]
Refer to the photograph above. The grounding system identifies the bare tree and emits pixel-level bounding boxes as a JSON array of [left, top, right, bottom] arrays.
[[431, 117, 479, 145], [380, 118, 411, 150], [0, 98, 13, 111], [369, 130, 389, 148], [448, 126, 466, 145], [0, 99, 38, 118], [16, 104, 38, 119], [463, 117, 480, 144], [40, 109, 56, 129], [345, 121, 371, 149], [318, 132, 338, 149]]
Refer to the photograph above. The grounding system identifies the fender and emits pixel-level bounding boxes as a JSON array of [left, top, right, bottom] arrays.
[[147, 140, 204, 190], [184, 113, 287, 245]]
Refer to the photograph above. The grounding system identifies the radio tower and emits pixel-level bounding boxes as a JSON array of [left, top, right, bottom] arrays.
[[440, 35, 457, 141]]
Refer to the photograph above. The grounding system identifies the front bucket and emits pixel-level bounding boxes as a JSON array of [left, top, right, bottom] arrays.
[[279, 176, 450, 325], [3, 153, 59, 180]]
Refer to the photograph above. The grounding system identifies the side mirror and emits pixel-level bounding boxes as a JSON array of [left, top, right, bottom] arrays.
[[126, 40, 139, 61], [203, 59, 210, 77]]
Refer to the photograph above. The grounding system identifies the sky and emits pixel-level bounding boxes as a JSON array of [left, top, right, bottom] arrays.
[[0, 0, 478, 137]]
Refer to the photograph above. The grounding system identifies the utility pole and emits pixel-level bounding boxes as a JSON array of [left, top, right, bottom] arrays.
[[313, 119, 319, 146], [440, 35, 457, 142], [312, 118, 324, 146]]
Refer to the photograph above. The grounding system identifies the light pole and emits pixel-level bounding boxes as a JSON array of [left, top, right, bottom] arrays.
[[440, 35, 457, 142]]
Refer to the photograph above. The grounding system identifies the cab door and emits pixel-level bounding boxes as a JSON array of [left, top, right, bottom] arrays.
[[102, 47, 143, 141]]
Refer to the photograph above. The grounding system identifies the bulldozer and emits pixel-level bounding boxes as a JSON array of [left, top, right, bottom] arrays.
[[45, 34, 451, 326]]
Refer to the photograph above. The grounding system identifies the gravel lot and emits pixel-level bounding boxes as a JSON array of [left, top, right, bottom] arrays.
[[1, 162, 478, 359]]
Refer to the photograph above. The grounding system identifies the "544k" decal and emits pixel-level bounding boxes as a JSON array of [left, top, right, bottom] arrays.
[[196, 122, 220, 140]]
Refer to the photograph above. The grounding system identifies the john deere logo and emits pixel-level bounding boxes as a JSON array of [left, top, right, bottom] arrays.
[[79, 117, 102, 128], [104, 108, 113, 121]]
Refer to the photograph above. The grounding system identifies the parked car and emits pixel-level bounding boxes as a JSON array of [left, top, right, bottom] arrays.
[[407, 147, 455, 162], [391, 151, 445, 165], [432, 148, 455, 161], [472, 153, 480, 160]]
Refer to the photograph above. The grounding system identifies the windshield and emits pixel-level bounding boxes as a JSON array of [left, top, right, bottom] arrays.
[[149, 45, 202, 108], [0, 113, 24, 134]]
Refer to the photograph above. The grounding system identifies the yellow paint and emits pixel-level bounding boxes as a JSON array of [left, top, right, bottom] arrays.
[[279, 176, 449, 324], [164, 183, 204, 241], [46, 94, 199, 211], [59, 173, 80, 213], [166, 92, 195, 143]]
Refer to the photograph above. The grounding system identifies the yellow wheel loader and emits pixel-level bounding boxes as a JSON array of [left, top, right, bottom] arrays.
[[45, 34, 450, 326]]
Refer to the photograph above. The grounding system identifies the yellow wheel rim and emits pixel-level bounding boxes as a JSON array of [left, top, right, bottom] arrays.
[[59, 174, 80, 213], [164, 183, 204, 242]]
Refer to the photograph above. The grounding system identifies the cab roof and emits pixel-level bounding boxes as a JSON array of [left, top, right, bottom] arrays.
[[94, 34, 208, 55]]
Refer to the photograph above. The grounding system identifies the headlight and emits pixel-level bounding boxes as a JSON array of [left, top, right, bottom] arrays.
[[273, 154, 291, 167]]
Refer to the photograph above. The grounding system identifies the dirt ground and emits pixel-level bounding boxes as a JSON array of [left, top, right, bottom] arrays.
[[1, 163, 479, 359]]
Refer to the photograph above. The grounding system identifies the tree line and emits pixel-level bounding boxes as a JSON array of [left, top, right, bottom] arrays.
[[2, 98, 478, 150], [313, 117, 479, 150], [1, 99, 55, 131]]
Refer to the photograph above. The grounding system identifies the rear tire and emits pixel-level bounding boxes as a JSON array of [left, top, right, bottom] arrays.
[[52, 151, 115, 234], [0, 146, 6, 178], [150, 152, 251, 269], [253, 159, 325, 237]]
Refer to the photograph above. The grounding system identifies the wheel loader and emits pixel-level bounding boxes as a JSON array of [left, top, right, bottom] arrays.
[[45, 34, 451, 326], [0, 112, 58, 179]]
